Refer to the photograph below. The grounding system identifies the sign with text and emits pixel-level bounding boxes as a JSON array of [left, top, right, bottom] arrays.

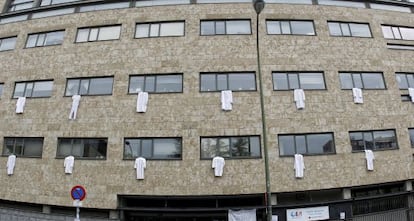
[[286, 206, 329, 221]]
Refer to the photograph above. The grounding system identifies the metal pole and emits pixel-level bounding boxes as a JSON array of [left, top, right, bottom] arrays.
[[254, 3, 273, 220], [75, 206, 80, 221]]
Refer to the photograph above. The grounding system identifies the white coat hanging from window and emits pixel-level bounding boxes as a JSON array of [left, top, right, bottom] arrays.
[[408, 88, 414, 102], [134, 157, 146, 180], [7, 154, 16, 175], [228, 209, 257, 221], [136, 92, 149, 113], [293, 89, 305, 109], [352, 88, 363, 104], [365, 150, 375, 171], [64, 155, 75, 174], [212, 156, 225, 177], [221, 90, 233, 111], [15, 97, 26, 114], [69, 95, 81, 120], [294, 154, 305, 178]]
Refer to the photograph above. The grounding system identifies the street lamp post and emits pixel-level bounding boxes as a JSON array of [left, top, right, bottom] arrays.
[[253, 0, 273, 220]]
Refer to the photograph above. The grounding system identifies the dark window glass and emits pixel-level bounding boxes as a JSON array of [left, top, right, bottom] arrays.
[[267, 20, 315, 35], [339, 73, 385, 89], [328, 22, 371, 37], [3, 137, 43, 157], [200, 20, 251, 35], [409, 129, 414, 148], [13, 80, 53, 98], [65, 77, 113, 96], [57, 138, 107, 159], [349, 130, 397, 151], [200, 136, 261, 159], [124, 138, 182, 160], [129, 74, 182, 93], [279, 133, 335, 156], [200, 73, 256, 92], [272, 72, 326, 90]]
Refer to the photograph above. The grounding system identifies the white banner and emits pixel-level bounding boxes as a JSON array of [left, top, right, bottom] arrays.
[[286, 206, 329, 221]]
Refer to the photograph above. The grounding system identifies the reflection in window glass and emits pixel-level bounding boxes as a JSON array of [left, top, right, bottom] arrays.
[[200, 20, 251, 35], [3, 137, 43, 157], [26, 31, 65, 48], [339, 73, 385, 89], [65, 77, 113, 96], [350, 130, 397, 151], [200, 73, 256, 92], [13, 80, 53, 98], [124, 138, 181, 159], [409, 129, 414, 148], [76, 25, 121, 42], [201, 136, 261, 159], [57, 138, 107, 159], [279, 133, 335, 156], [396, 73, 414, 89], [382, 25, 414, 40], [129, 74, 183, 93], [328, 22, 371, 37], [0, 37, 17, 51], [136, 22, 184, 38], [267, 20, 315, 35]]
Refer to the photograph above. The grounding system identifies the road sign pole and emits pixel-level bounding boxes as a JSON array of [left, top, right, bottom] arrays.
[[74, 206, 80, 221]]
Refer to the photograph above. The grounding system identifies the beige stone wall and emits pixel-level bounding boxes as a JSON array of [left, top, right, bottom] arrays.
[[0, 2, 413, 210]]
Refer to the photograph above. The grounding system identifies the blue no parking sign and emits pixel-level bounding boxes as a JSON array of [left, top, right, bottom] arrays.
[[71, 185, 86, 201]]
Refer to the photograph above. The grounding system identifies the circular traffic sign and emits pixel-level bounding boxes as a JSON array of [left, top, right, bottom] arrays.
[[71, 185, 86, 201]]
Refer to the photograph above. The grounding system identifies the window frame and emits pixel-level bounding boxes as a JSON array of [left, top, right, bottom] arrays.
[[0, 36, 17, 52], [2, 137, 44, 158], [56, 137, 108, 160], [339, 72, 387, 90], [64, 76, 114, 96], [135, 21, 185, 38], [409, 128, 414, 148], [12, 79, 54, 98], [200, 19, 252, 36], [395, 72, 414, 89], [25, 30, 65, 48], [278, 132, 336, 157], [328, 21, 372, 38], [266, 19, 316, 36], [128, 73, 183, 94], [272, 71, 327, 90], [199, 72, 257, 92], [123, 137, 183, 160], [381, 24, 414, 41], [75, 25, 122, 43], [7, 0, 34, 12], [349, 129, 398, 152], [200, 135, 262, 160]]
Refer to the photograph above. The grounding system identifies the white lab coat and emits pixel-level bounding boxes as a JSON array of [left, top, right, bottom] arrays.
[[221, 90, 233, 111], [228, 209, 257, 221], [64, 156, 75, 174], [134, 157, 146, 180], [365, 150, 375, 171], [136, 92, 149, 113], [294, 154, 305, 178], [293, 89, 305, 109], [7, 155, 16, 175], [16, 97, 26, 113], [212, 156, 225, 177], [352, 88, 363, 104], [69, 95, 81, 120], [408, 88, 414, 102]]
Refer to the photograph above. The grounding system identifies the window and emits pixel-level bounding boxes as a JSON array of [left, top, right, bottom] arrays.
[[40, 0, 81, 6], [395, 73, 414, 89], [200, 20, 251, 35], [3, 137, 43, 157], [339, 72, 386, 89], [200, 72, 256, 92], [409, 129, 414, 148], [26, 30, 65, 48], [200, 136, 261, 159], [349, 130, 398, 151], [0, 36, 17, 51], [124, 138, 182, 160], [0, 83, 3, 97], [278, 133, 335, 156], [135, 21, 185, 38], [266, 20, 315, 35], [76, 25, 121, 43], [7, 0, 34, 12], [129, 74, 183, 93], [328, 22, 372, 38], [272, 72, 326, 90], [57, 138, 107, 159], [382, 25, 414, 40], [65, 77, 113, 96], [13, 80, 53, 98]]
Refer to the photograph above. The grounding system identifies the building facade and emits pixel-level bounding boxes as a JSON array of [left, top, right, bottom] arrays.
[[0, 0, 414, 220]]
